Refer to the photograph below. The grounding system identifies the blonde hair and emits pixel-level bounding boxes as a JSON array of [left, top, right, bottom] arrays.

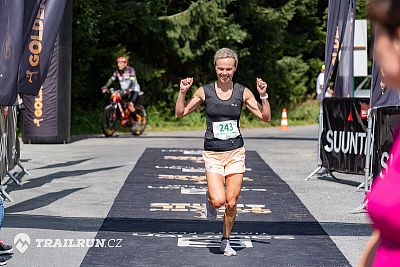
[[214, 48, 238, 68]]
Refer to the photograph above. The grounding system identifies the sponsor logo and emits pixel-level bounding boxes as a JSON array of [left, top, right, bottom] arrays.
[[347, 112, 353, 122], [35, 238, 122, 248], [13, 232, 122, 253], [324, 130, 371, 155], [331, 26, 340, 68], [33, 88, 44, 127], [164, 155, 204, 163], [161, 149, 203, 155], [14, 233, 31, 254], [27, 1, 46, 83], [158, 174, 254, 184], [147, 185, 265, 194], [178, 237, 252, 248], [379, 152, 393, 179], [26, 70, 39, 83], [132, 232, 295, 248], [360, 104, 369, 119], [149, 203, 271, 218]]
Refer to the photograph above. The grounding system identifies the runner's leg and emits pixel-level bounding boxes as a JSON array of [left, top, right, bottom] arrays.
[[206, 171, 225, 209], [223, 173, 243, 238]]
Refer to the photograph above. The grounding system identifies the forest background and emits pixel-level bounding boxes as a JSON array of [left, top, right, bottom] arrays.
[[71, 0, 369, 134]]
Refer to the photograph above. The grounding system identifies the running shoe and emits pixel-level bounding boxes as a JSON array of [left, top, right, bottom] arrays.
[[0, 256, 7, 266], [0, 241, 12, 255], [206, 190, 217, 220], [220, 239, 237, 256]]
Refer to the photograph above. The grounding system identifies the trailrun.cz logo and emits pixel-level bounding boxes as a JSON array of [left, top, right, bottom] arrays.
[[14, 233, 122, 254]]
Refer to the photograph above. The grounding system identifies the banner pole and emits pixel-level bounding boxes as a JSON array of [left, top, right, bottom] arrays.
[[364, 108, 376, 194], [351, 107, 375, 214], [305, 102, 323, 181]]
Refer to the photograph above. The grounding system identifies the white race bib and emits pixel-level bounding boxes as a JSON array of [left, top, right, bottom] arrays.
[[212, 120, 240, 140]]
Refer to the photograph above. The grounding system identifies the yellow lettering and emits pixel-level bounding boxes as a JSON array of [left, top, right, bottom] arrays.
[[32, 19, 43, 31], [33, 88, 43, 127], [34, 110, 43, 117], [34, 102, 43, 110], [29, 54, 40, 67], [29, 40, 42, 54], [36, 3, 45, 19], [30, 2, 45, 68], [33, 119, 41, 127]]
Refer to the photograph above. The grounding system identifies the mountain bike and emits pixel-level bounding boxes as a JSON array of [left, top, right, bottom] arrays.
[[102, 88, 147, 137]]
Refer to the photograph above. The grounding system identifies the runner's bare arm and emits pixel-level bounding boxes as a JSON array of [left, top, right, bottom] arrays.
[[244, 78, 271, 122], [175, 78, 205, 118]]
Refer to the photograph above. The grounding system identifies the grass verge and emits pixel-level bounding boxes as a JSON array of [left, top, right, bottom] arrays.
[[71, 98, 319, 135]]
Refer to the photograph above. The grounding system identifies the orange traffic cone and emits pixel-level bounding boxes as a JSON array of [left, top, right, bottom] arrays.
[[280, 108, 289, 130]]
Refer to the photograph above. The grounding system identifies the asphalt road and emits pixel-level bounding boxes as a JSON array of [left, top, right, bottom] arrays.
[[0, 125, 370, 266]]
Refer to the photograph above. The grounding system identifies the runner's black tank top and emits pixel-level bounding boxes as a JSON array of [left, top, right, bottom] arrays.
[[203, 82, 245, 151]]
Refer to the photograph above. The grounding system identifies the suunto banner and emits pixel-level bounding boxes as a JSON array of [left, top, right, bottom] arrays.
[[372, 106, 400, 178], [18, 0, 67, 96], [321, 98, 370, 174]]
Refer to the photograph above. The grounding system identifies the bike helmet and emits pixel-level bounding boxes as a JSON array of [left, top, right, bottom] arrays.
[[116, 56, 128, 64]]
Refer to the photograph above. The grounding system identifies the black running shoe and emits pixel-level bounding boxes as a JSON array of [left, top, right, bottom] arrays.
[[0, 241, 13, 255]]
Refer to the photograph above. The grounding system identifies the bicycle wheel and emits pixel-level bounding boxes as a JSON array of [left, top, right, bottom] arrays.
[[130, 105, 147, 136], [102, 105, 118, 137]]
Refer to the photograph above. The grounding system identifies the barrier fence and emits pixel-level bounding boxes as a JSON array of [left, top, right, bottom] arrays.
[[320, 98, 370, 175], [0, 107, 29, 202], [306, 97, 370, 180], [363, 106, 400, 193], [307, 99, 400, 212]]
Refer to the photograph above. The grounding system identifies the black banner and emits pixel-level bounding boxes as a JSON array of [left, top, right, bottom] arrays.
[[319, 0, 355, 100], [23, 41, 58, 138], [321, 98, 370, 174], [0, 0, 24, 105], [372, 107, 400, 178], [334, 0, 355, 98], [6, 107, 18, 170], [22, 0, 72, 144], [371, 61, 400, 108], [18, 0, 67, 96]]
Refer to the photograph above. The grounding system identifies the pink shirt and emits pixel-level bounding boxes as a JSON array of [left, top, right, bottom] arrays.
[[368, 134, 400, 266]]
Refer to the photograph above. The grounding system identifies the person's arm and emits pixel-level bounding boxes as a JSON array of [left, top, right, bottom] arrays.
[[102, 72, 117, 93], [175, 77, 204, 118], [105, 73, 116, 87], [244, 78, 271, 122], [128, 67, 137, 90], [358, 230, 380, 267]]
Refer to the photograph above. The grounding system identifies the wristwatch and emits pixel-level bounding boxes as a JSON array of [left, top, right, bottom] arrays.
[[260, 93, 269, 100]]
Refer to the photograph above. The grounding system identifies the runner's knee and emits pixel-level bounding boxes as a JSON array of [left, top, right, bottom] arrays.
[[210, 196, 225, 208], [226, 199, 237, 211]]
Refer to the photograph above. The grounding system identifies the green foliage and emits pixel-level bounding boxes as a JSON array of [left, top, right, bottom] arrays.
[[71, 0, 363, 134], [274, 56, 310, 105]]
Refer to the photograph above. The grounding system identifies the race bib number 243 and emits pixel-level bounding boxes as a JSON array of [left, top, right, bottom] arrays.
[[212, 120, 240, 140]]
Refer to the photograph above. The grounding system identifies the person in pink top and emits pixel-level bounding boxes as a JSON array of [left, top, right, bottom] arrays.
[[358, 1, 400, 266]]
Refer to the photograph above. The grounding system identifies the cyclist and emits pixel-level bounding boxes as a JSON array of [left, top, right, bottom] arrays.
[[102, 56, 140, 104], [102, 56, 145, 127]]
